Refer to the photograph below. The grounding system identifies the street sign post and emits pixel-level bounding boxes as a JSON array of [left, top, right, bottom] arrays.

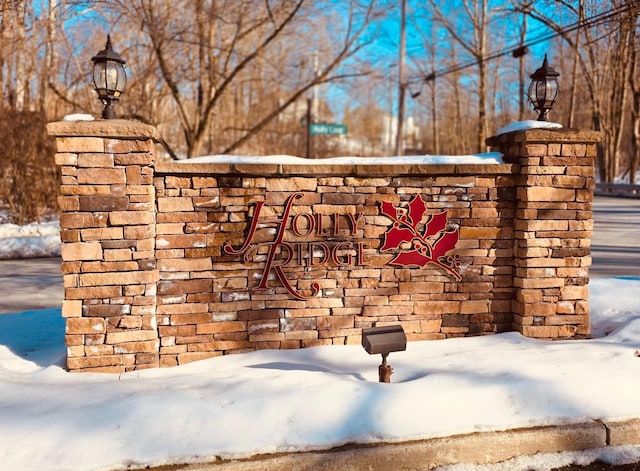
[[309, 123, 347, 135]]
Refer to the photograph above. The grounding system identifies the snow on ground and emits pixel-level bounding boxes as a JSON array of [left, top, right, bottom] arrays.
[[0, 220, 61, 259], [0, 277, 639, 471]]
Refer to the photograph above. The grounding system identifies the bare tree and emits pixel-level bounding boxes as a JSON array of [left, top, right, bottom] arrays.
[[426, 0, 490, 153], [524, 0, 639, 183], [96, 0, 387, 158]]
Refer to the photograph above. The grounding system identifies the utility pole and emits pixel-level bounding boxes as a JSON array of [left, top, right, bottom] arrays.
[[305, 50, 319, 159], [306, 97, 312, 159], [395, 0, 407, 156], [312, 50, 319, 125]]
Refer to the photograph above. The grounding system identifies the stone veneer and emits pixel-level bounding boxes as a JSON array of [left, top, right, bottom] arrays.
[[47, 120, 600, 372]]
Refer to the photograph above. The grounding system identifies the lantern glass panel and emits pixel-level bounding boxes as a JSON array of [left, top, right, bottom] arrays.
[[92, 61, 126, 99], [545, 79, 559, 105]]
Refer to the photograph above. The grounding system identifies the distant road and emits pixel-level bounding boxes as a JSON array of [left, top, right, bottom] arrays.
[[0, 196, 637, 314], [0, 257, 63, 314], [591, 196, 640, 278]]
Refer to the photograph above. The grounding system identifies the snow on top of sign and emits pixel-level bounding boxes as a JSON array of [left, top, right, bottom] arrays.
[[63, 113, 95, 122], [496, 120, 563, 136], [182, 152, 504, 165]]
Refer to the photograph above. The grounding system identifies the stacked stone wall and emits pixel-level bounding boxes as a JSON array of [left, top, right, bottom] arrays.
[[152, 165, 516, 367], [48, 120, 600, 372]]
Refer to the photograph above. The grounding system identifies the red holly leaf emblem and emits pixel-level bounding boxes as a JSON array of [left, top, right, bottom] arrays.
[[379, 196, 462, 280], [407, 195, 427, 230], [390, 250, 432, 267], [432, 230, 459, 260], [381, 227, 415, 251]]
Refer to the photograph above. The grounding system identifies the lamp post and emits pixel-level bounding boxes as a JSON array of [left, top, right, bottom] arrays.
[[91, 35, 127, 119], [527, 54, 560, 121]]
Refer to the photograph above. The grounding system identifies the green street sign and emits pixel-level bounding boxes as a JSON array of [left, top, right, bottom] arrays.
[[310, 123, 347, 135]]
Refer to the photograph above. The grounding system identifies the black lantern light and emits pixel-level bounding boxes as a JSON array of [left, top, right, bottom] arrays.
[[91, 35, 126, 119], [527, 54, 560, 121]]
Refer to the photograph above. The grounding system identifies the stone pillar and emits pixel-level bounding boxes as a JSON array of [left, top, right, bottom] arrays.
[[487, 128, 600, 339], [47, 120, 160, 372]]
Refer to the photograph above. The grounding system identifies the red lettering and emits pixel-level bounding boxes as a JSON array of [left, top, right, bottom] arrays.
[[357, 242, 370, 266], [308, 242, 330, 266], [223, 200, 265, 255], [347, 212, 364, 235], [331, 242, 353, 266], [292, 213, 315, 236]]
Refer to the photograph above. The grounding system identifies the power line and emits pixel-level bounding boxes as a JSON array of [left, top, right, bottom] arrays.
[[416, 1, 638, 83]]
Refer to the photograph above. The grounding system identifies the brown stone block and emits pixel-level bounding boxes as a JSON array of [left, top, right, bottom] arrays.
[[170, 313, 214, 325], [55, 152, 78, 166], [361, 305, 412, 317], [156, 234, 207, 249], [157, 278, 212, 295], [161, 344, 187, 355], [160, 355, 179, 367], [61, 300, 83, 318], [280, 317, 316, 332], [177, 351, 222, 365], [106, 329, 157, 344], [59, 230, 81, 244], [125, 223, 155, 240], [557, 325, 578, 337], [109, 211, 155, 226], [196, 321, 246, 335], [519, 302, 557, 316], [158, 258, 212, 272], [61, 242, 103, 261], [212, 340, 254, 351], [67, 355, 129, 371], [284, 330, 318, 341], [236, 308, 284, 321], [514, 277, 565, 289], [80, 271, 157, 287], [414, 301, 460, 315], [515, 289, 542, 303], [284, 308, 331, 318], [65, 286, 122, 300], [522, 144, 547, 157], [81, 227, 125, 241], [173, 334, 213, 345], [84, 304, 131, 318], [247, 320, 279, 334], [114, 340, 158, 354], [317, 315, 355, 330], [546, 314, 588, 326], [157, 197, 195, 212], [78, 195, 129, 212], [77, 153, 114, 168], [58, 196, 80, 212], [77, 168, 125, 185], [102, 249, 132, 261], [159, 325, 196, 337], [125, 166, 142, 185], [117, 153, 155, 167], [399, 282, 444, 294], [66, 317, 106, 334], [460, 300, 489, 314], [521, 325, 559, 338], [560, 285, 588, 300], [60, 212, 96, 230], [459, 226, 504, 239], [55, 137, 104, 153]]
